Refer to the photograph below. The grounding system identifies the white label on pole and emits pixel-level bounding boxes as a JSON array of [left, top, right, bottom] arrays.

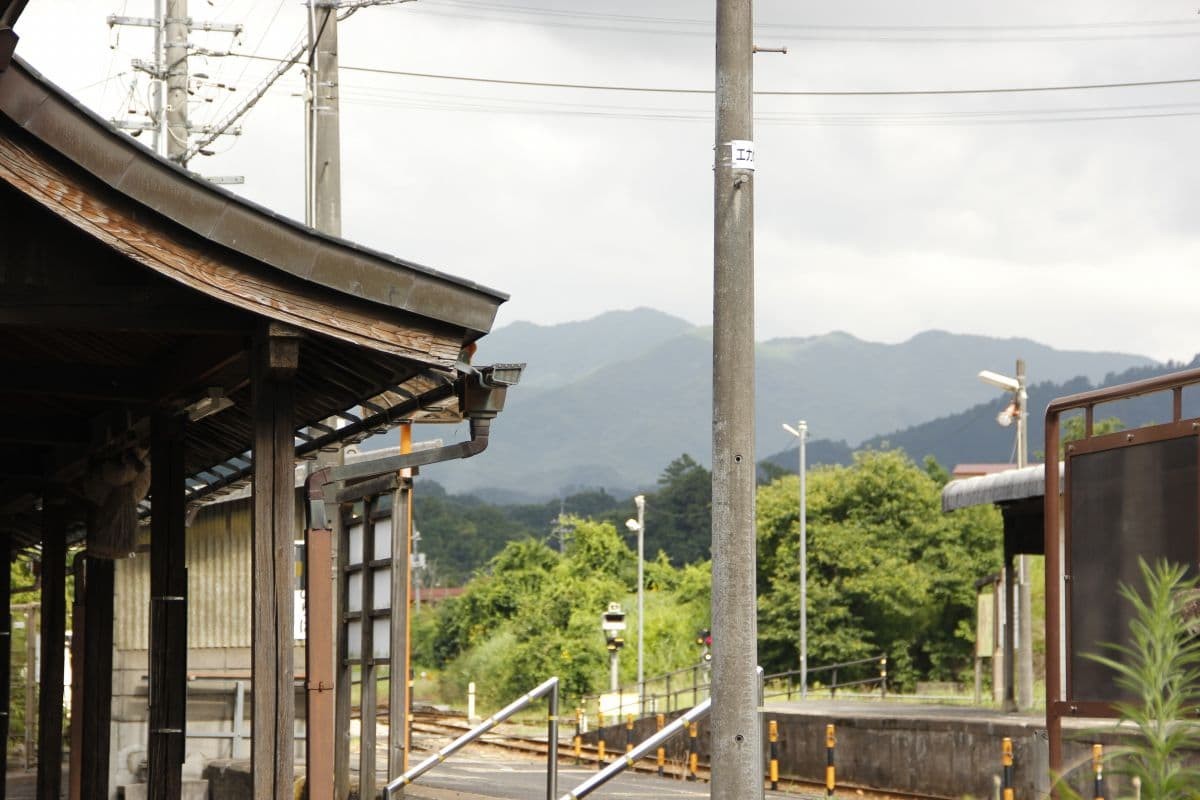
[[730, 139, 755, 170]]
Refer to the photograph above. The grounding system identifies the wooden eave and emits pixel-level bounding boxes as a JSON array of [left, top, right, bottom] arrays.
[[0, 57, 513, 549], [0, 57, 507, 348]]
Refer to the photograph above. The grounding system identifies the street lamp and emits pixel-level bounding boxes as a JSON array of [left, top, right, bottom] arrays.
[[978, 360, 1031, 710], [782, 421, 808, 699], [624, 494, 646, 710]]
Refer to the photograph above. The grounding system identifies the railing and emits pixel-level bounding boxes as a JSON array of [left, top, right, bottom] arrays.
[[763, 655, 889, 701], [381, 676, 559, 800], [579, 654, 888, 724], [558, 697, 712, 800]]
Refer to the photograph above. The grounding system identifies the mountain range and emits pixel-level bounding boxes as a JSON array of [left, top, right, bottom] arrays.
[[387, 308, 1167, 501]]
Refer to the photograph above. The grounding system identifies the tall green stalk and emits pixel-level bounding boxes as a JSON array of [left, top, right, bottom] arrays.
[[1058, 559, 1200, 799]]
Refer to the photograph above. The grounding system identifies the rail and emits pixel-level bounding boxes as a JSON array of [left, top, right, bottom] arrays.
[[381, 675, 559, 800], [764, 655, 889, 701]]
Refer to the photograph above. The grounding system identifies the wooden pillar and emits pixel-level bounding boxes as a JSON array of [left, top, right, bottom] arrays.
[[252, 324, 300, 800], [0, 535, 11, 800], [149, 412, 188, 800], [304, 526, 334, 800], [333, 511, 351, 800], [388, 477, 412, 779], [36, 497, 67, 800], [68, 553, 85, 800], [80, 555, 114, 800]]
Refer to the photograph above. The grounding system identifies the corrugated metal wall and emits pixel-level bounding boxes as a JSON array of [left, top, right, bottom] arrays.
[[115, 496, 302, 651]]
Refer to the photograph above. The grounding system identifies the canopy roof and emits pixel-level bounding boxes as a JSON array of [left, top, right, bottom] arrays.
[[0, 56, 510, 547]]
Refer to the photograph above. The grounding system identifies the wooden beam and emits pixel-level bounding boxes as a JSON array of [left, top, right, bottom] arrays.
[[0, 365, 150, 402], [0, 288, 251, 333], [79, 555, 114, 800], [36, 496, 66, 800], [252, 324, 298, 800], [148, 412, 187, 800]]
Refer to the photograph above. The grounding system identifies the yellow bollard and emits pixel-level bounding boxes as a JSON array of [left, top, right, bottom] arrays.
[[573, 707, 583, 765], [825, 724, 836, 797], [626, 713, 634, 754], [655, 713, 665, 777], [687, 722, 699, 781], [597, 711, 606, 770], [768, 720, 780, 790], [1002, 737, 1014, 800], [1092, 743, 1104, 799]]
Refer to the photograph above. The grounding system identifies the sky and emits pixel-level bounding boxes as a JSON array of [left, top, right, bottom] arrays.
[[11, 0, 1200, 363]]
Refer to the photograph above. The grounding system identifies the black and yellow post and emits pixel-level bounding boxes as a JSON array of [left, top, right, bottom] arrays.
[[1002, 737, 1014, 800], [825, 724, 836, 797], [686, 722, 699, 781], [767, 720, 780, 790], [575, 707, 585, 764], [655, 713, 665, 777], [1092, 744, 1104, 799], [626, 714, 634, 754], [597, 711, 606, 770]]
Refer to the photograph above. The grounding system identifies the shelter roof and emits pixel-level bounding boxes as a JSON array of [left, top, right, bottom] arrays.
[[0, 56, 511, 548], [941, 463, 1062, 513]]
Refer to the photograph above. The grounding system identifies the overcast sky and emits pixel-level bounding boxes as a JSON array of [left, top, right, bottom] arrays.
[[12, 0, 1200, 363]]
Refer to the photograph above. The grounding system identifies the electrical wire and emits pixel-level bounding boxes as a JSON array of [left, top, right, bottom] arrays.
[[402, 0, 1200, 42]]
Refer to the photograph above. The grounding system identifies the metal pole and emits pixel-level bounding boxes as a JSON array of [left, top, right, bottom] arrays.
[[1015, 359, 1033, 710], [713, 0, 760, 796], [798, 420, 808, 700], [610, 650, 619, 693], [546, 683, 558, 800], [152, 0, 165, 155], [164, 0, 188, 163], [634, 494, 645, 712]]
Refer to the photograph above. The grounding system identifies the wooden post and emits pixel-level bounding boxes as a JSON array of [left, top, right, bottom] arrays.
[[68, 553, 85, 800], [36, 497, 67, 800], [305, 526, 335, 800], [149, 412, 188, 800], [358, 500, 377, 800], [252, 323, 300, 800], [333, 511, 351, 800], [80, 555, 114, 800], [0, 535, 11, 800], [388, 475, 412, 779]]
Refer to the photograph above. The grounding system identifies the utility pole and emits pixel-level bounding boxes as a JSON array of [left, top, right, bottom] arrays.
[[164, 0, 188, 163], [711, 0, 760, 798], [307, 0, 341, 233], [1015, 359, 1033, 711], [108, 4, 241, 164]]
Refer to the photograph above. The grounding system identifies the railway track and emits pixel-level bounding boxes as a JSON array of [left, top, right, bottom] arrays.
[[409, 710, 945, 800]]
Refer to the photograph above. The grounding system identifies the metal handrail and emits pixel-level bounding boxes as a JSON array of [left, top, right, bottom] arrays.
[[381, 676, 559, 800], [558, 698, 712, 800]]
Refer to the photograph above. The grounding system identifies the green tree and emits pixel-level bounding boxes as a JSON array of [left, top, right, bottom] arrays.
[[756, 449, 1002, 687], [644, 454, 712, 565]]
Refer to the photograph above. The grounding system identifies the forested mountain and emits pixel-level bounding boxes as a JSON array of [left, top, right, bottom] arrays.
[[404, 309, 1156, 499], [762, 356, 1200, 473]]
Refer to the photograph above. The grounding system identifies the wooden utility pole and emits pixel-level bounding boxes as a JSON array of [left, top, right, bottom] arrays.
[[164, 0, 188, 163], [307, 0, 341, 233], [711, 0, 760, 799]]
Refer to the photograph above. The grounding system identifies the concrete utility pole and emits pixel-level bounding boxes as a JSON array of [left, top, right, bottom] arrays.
[[711, 0, 760, 798], [164, 0, 188, 163], [307, 0, 342, 234]]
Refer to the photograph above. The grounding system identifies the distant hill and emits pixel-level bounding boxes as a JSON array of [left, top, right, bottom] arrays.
[[763, 357, 1200, 473], [387, 309, 1159, 499]]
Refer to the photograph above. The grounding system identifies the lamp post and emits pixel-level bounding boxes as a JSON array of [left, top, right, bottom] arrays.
[[782, 421, 808, 699], [978, 360, 1032, 710], [625, 495, 646, 710]]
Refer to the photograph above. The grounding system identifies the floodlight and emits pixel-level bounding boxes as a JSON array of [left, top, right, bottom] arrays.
[[625, 518, 640, 532], [978, 370, 1020, 393]]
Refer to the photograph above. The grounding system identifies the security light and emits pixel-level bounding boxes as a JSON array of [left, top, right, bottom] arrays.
[[625, 518, 640, 532], [978, 370, 1020, 393]]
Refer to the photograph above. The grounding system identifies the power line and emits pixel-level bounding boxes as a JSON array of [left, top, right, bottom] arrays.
[[234, 54, 1200, 97], [402, 0, 1200, 41]]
